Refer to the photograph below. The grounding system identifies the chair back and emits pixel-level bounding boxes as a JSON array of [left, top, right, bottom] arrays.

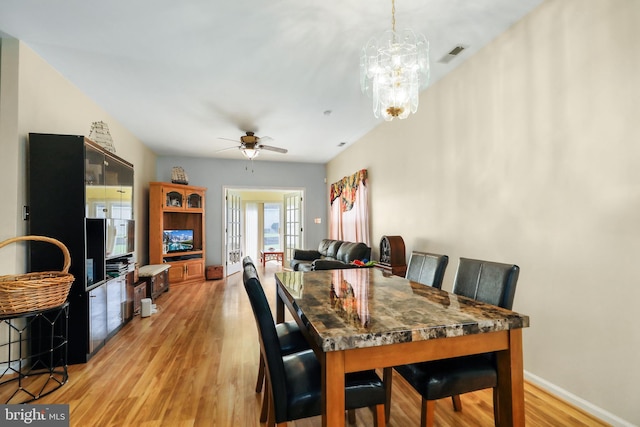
[[242, 257, 289, 420], [405, 251, 449, 289], [452, 258, 519, 309]]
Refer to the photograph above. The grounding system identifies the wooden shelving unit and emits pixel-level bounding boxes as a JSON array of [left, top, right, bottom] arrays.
[[149, 182, 207, 285]]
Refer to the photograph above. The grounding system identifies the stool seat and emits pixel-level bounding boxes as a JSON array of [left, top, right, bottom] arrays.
[[139, 264, 171, 277]]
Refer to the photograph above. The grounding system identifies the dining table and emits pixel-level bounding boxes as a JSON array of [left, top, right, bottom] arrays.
[[275, 267, 530, 427]]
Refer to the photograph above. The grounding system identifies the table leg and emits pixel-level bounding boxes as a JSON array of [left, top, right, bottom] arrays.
[[275, 288, 284, 324], [323, 350, 346, 427], [496, 328, 525, 426]]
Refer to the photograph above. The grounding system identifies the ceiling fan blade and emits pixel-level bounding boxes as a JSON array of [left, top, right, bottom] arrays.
[[257, 136, 273, 143], [218, 137, 239, 143], [259, 144, 288, 154], [213, 146, 239, 153]]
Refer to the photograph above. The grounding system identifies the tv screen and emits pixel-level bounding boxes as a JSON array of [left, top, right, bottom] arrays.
[[163, 229, 194, 253]]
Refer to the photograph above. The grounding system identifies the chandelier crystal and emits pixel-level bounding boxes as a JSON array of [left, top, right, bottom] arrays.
[[360, 0, 430, 121]]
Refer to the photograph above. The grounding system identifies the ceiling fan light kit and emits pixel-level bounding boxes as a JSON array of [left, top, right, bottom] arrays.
[[360, 0, 430, 121], [218, 131, 288, 160], [241, 146, 260, 159]]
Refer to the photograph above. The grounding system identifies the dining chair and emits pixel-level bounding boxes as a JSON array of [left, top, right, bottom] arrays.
[[242, 261, 387, 427], [390, 257, 520, 427], [383, 251, 449, 421], [404, 251, 449, 289], [242, 257, 310, 422]]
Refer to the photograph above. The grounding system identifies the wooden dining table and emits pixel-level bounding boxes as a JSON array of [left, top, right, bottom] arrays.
[[275, 267, 530, 427]]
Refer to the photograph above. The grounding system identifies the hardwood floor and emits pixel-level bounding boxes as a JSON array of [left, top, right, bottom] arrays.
[[22, 263, 607, 426]]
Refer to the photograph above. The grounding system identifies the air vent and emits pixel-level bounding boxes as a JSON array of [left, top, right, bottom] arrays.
[[438, 45, 467, 64]]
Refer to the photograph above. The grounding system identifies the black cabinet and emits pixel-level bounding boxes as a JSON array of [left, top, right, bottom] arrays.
[[28, 133, 135, 364]]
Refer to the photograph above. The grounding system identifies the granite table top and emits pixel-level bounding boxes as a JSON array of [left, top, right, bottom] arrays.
[[275, 268, 529, 352]]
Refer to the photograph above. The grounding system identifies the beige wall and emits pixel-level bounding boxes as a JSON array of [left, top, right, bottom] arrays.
[[0, 39, 156, 272], [0, 39, 21, 273], [327, 1, 639, 425]]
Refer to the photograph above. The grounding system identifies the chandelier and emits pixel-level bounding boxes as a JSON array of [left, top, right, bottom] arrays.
[[360, 0, 430, 121]]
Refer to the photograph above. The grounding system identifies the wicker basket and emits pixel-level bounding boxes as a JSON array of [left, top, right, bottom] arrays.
[[0, 236, 74, 315]]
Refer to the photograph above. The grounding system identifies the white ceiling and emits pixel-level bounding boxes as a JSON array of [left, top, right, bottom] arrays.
[[0, 0, 542, 163]]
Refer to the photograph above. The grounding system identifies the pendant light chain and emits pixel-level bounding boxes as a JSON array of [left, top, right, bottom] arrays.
[[391, 0, 397, 43], [391, 0, 396, 33]]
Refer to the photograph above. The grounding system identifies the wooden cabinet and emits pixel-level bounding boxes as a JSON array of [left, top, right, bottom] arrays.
[[132, 282, 147, 315], [149, 182, 206, 284], [28, 133, 135, 364], [376, 235, 407, 277], [167, 259, 204, 283]]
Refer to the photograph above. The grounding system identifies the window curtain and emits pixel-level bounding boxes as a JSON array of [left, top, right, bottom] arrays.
[[329, 169, 370, 245]]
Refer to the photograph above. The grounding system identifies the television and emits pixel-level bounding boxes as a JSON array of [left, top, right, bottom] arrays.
[[163, 229, 194, 253]]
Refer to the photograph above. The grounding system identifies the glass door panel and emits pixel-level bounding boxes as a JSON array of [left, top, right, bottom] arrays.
[[85, 145, 105, 218], [263, 203, 282, 251], [284, 192, 303, 263], [226, 190, 242, 275]]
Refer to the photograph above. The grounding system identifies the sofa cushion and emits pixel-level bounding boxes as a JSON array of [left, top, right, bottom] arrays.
[[293, 249, 322, 261], [312, 259, 357, 270], [325, 240, 344, 259], [317, 239, 334, 257], [336, 242, 371, 264], [290, 259, 311, 271], [298, 262, 314, 272]]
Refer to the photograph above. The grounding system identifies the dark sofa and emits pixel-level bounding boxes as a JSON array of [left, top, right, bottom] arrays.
[[290, 238, 371, 271]]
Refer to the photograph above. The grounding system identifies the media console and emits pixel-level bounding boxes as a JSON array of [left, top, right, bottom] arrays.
[[148, 182, 207, 285]]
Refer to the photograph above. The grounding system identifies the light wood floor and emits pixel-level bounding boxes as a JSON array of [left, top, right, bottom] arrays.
[[22, 263, 607, 426]]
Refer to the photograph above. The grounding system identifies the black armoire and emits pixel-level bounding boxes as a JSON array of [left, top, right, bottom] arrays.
[[28, 133, 135, 364]]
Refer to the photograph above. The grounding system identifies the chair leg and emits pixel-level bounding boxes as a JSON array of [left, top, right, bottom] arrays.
[[452, 394, 463, 411], [420, 398, 436, 427], [383, 367, 393, 423], [266, 387, 276, 427], [256, 353, 265, 393], [347, 409, 356, 424], [373, 404, 386, 427], [260, 377, 269, 423], [492, 387, 499, 426]]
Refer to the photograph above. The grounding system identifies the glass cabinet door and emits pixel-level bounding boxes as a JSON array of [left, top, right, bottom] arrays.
[[165, 190, 184, 209], [187, 192, 202, 209], [104, 156, 133, 220], [85, 145, 106, 218], [89, 284, 107, 353], [106, 276, 125, 336]]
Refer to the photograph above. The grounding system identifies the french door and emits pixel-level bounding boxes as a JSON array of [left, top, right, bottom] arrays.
[[225, 190, 242, 275], [283, 192, 303, 264]]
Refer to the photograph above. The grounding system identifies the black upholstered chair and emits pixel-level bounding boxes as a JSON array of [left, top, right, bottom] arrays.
[[383, 251, 449, 420], [242, 257, 310, 422], [242, 260, 387, 426], [390, 257, 520, 427], [405, 251, 449, 289]]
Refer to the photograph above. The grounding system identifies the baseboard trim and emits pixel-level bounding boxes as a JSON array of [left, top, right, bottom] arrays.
[[524, 371, 635, 427]]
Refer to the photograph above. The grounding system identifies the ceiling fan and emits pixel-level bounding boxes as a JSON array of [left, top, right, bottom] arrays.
[[218, 131, 288, 160]]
